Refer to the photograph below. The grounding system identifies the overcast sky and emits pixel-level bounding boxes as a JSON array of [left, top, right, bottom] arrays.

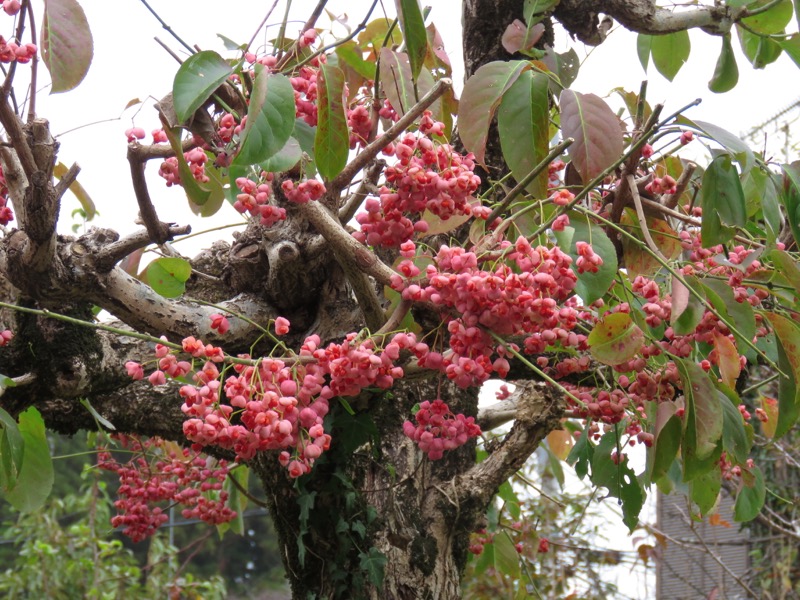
[[27, 1, 800, 240]]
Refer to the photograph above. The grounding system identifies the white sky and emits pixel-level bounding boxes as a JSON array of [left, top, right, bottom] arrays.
[[27, 0, 800, 242]]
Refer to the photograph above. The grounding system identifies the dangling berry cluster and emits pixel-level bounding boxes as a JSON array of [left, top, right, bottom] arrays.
[[158, 147, 210, 187], [402, 399, 481, 460], [235, 174, 287, 226], [97, 435, 235, 542], [353, 111, 483, 248]]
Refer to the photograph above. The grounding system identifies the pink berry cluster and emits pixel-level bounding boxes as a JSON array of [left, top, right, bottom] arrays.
[[353, 112, 484, 248], [280, 178, 326, 204], [645, 174, 677, 195], [125, 316, 441, 478], [391, 239, 586, 387], [0, 165, 12, 226], [158, 147, 210, 187], [0, 35, 35, 63], [289, 64, 320, 126], [234, 174, 287, 226], [402, 399, 480, 460], [0, 328, 12, 346], [97, 435, 235, 542]]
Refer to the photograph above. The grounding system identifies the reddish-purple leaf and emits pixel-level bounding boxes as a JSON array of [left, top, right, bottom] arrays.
[[379, 48, 415, 118], [42, 0, 94, 93], [587, 312, 644, 366], [501, 20, 544, 54], [559, 90, 624, 183], [459, 60, 530, 165]]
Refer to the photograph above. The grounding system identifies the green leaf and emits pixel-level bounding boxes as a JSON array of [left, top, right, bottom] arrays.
[[145, 257, 192, 298], [591, 428, 644, 531], [0, 407, 24, 492], [649, 401, 681, 483], [41, 0, 93, 93], [781, 163, 800, 245], [553, 211, 618, 304], [3, 408, 54, 513], [765, 313, 800, 437], [358, 18, 402, 54], [79, 398, 115, 431], [741, 0, 794, 34], [523, 0, 560, 23], [315, 64, 349, 181], [636, 34, 653, 71], [677, 359, 723, 463], [497, 70, 551, 200], [172, 51, 233, 124], [587, 312, 644, 366], [689, 468, 721, 515], [566, 422, 593, 480], [651, 30, 690, 82], [541, 47, 579, 90], [335, 41, 375, 79], [703, 279, 756, 362], [717, 386, 750, 465], [708, 34, 739, 93], [737, 25, 783, 69], [161, 125, 212, 207], [395, 0, 428, 81], [771, 249, 800, 297], [743, 166, 782, 239], [459, 60, 530, 164], [293, 118, 318, 176], [497, 480, 521, 520], [260, 137, 302, 173], [559, 90, 624, 184], [685, 118, 755, 172], [359, 547, 387, 589], [223, 465, 249, 536], [493, 532, 521, 579], [700, 154, 746, 247], [734, 465, 765, 521], [189, 158, 227, 217], [234, 67, 296, 166], [779, 32, 800, 68]]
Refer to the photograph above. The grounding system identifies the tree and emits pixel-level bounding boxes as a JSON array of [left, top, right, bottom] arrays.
[[1, 0, 799, 597]]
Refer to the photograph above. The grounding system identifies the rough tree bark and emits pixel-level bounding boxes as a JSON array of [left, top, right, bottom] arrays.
[[0, 0, 759, 597]]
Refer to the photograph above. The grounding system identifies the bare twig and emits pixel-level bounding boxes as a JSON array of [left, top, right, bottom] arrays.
[[274, 0, 329, 70], [486, 138, 575, 224], [627, 172, 668, 262], [246, 0, 281, 53], [138, 0, 195, 55]]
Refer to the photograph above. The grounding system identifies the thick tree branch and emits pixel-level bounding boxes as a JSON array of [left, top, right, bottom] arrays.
[[95, 224, 192, 272], [459, 381, 562, 503], [554, 0, 755, 45]]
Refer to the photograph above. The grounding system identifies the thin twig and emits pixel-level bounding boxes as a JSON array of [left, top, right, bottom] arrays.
[[154, 37, 184, 65], [627, 172, 668, 262], [138, 0, 195, 55], [1, 0, 27, 96], [25, 0, 36, 121], [246, 0, 281, 53], [486, 138, 575, 224], [127, 144, 170, 245]]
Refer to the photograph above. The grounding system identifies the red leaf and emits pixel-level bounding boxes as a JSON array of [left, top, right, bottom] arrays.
[[559, 90, 624, 183]]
